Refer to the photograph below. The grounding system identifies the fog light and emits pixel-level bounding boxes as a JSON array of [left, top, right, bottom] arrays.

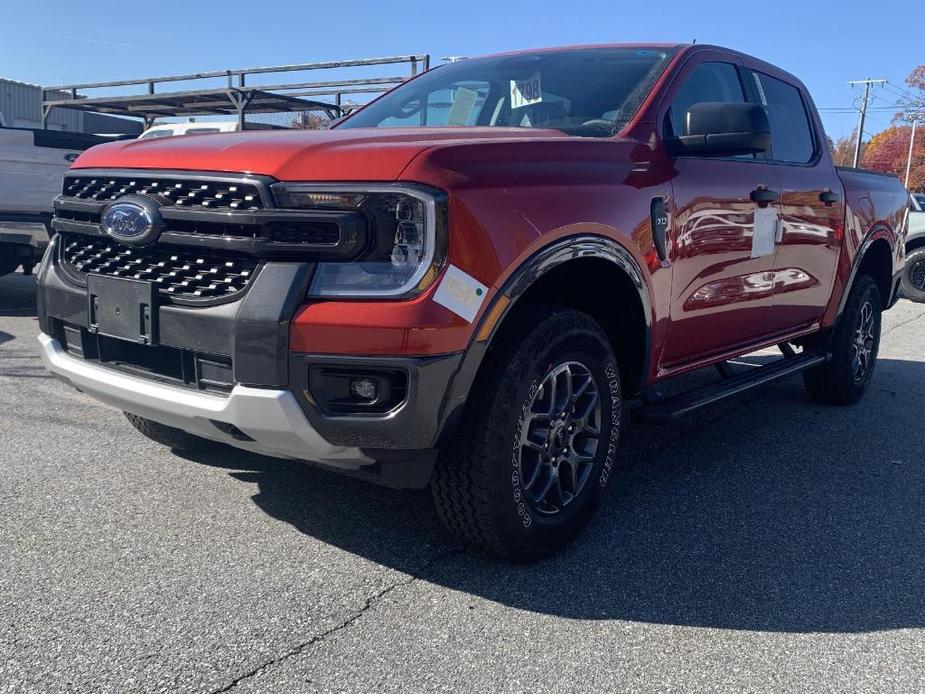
[[350, 377, 379, 401], [308, 366, 406, 415]]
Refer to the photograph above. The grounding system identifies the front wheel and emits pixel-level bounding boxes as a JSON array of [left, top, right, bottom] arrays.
[[803, 274, 882, 405], [899, 246, 925, 303], [431, 307, 622, 561]]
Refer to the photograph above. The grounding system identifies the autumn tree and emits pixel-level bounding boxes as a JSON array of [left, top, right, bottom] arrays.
[[896, 65, 925, 123], [290, 112, 330, 130], [830, 129, 860, 166], [860, 125, 925, 192]]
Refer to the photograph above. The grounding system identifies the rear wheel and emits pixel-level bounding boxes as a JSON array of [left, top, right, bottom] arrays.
[[899, 246, 925, 303], [431, 307, 622, 561], [124, 412, 217, 453], [803, 274, 882, 405]]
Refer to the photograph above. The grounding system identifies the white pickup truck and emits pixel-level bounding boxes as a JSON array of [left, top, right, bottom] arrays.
[[902, 192, 925, 302], [137, 120, 284, 140], [0, 126, 117, 277]]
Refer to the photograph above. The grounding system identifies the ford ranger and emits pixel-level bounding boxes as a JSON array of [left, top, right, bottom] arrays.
[[36, 44, 909, 560]]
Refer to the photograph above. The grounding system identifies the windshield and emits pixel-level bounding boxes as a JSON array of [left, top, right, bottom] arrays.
[[913, 193, 925, 210], [339, 47, 677, 137]]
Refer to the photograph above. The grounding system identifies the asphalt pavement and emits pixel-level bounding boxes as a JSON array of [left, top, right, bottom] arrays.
[[1, 271, 923, 693]]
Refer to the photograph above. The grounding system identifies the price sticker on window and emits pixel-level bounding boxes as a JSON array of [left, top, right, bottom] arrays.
[[447, 87, 479, 126], [510, 72, 542, 109]]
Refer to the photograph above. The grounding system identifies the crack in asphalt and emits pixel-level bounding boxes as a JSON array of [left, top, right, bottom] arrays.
[[881, 309, 925, 337], [210, 546, 466, 693], [208, 378, 774, 693]]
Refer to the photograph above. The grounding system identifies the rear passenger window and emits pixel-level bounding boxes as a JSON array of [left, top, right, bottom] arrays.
[[667, 62, 745, 137], [752, 72, 815, 163]]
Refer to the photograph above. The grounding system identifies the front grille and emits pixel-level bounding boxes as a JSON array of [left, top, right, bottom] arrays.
[[62, 175, 264, 210], [60, 233, 259, 300], [263, 220, 341, 244]]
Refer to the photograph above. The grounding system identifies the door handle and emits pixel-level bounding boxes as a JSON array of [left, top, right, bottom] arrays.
[[750, 187, 779, 205], [819, 190, 840, 206]]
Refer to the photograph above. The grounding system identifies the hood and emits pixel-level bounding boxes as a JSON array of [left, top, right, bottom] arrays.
[[72, 127, 571, 182]]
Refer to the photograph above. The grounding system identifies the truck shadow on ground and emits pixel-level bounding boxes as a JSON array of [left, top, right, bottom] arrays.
[[0, 273, 38, 317], [182, 354, 925, 634]]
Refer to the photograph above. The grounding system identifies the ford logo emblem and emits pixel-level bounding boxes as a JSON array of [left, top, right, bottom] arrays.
[[101, 195, 163, 245]]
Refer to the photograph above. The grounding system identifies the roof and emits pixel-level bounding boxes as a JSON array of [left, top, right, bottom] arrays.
[[472, 42, 688, 61], [0, 76, 43, 89]]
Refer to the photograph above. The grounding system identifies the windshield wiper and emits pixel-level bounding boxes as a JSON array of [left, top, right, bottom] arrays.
[[553, 120, 619, 138]]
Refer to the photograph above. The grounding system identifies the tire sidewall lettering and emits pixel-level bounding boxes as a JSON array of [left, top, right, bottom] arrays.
[[510, 354, 622, 527], [598, 360, 621, 488], [512, 378, 539, 528]]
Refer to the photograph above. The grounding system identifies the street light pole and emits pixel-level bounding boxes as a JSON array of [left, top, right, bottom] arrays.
[[904, 119, 919, 189]]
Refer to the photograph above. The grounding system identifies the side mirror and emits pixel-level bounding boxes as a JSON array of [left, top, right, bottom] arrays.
[[666, 102, 771, 157]]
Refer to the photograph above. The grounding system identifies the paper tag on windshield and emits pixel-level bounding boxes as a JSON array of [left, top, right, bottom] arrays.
[[510, 72, 542, 109], [434, 265, 488, 323], [447, 87, 478, 126]]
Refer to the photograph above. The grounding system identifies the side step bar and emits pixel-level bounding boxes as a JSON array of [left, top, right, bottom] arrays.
[[633, 350, 831, 425]]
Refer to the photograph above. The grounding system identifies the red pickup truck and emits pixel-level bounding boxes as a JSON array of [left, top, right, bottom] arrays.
[[37, 44, 908, 560]]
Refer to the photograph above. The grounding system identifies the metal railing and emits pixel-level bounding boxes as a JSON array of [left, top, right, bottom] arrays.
[[41, 54, 430, 129]]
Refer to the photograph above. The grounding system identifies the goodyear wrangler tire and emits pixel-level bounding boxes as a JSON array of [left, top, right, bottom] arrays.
[[124, 412, 217, 453], [431, 307, 622, 561]]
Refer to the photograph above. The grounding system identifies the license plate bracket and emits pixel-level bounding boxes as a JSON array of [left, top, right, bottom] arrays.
[[87, 274, 158, 345]]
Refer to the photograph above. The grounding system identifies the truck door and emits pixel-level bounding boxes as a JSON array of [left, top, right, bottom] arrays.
[[658, 60, 782, 368], [745, 68, 843, 332]]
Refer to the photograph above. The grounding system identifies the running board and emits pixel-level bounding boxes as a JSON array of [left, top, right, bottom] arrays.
[[633, 350, 831, 425]]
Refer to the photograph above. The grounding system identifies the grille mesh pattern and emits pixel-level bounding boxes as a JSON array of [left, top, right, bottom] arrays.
[[62, 176, 264, 210], [61, 234, 259, 300]]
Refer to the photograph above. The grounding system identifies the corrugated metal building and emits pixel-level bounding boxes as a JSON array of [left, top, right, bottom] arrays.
[[0, 78, 141, 134]]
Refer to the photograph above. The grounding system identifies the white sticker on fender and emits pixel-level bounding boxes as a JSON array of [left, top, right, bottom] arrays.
[[434, 265, 488, 322]]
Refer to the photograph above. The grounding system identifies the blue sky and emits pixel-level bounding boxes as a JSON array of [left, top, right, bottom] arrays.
[[2, 0, 919, 140]]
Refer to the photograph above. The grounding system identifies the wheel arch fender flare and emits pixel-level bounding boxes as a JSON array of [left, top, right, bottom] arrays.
[[433, 234, 653, 446], [836, 225, 897, 319]]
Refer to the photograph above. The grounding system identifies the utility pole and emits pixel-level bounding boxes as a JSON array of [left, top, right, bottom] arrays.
[[904, 119, 920, 189], [848, 78, 887, 168]]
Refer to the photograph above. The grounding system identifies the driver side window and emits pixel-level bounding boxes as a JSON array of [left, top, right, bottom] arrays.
[[667, 62, 745, 138]]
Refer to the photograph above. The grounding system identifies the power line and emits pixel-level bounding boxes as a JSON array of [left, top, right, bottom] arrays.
[[864, 111, 896, 132], [818, 106, 901, 112], [882, 81, 918, 103]]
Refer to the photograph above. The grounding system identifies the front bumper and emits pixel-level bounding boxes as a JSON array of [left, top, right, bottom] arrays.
[[36, 235, 465, 488], [0, 217, 50, 271], [38, 332, 369, 466], [0, 220, 50, 249]]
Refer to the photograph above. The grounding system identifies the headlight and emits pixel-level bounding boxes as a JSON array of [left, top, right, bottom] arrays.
[[271, 183, 447, 298]]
